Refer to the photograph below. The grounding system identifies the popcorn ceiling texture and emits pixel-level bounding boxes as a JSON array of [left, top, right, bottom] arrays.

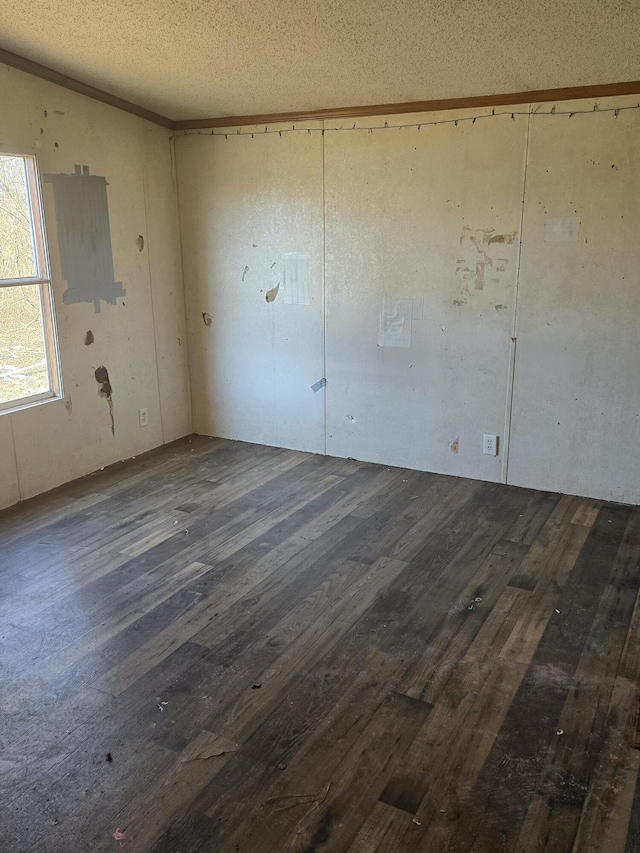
[[0, 0, 639, 120]]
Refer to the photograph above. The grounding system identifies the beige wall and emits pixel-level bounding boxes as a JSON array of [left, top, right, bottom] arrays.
[[0, 66, 191, 510], [176, 95, 640, 504]]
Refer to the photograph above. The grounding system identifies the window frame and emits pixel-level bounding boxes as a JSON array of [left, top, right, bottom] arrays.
[[0, 152, 63, 415]]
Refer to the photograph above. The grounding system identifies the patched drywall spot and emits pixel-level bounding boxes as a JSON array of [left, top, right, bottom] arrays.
[[84, 330, 94, 345], [94, 365, 114, 436], [242, 265, 249, 281], [265, 282, 280, 303], [44, 166, 125, 312], [136, 235, 145, 252], [283, 253, 310, 305], [449, 438, 460, 453], [544, 216, 581, 242], [378, 296, 413, 348], [64, 396, 72, 416], [202, 312, 213, 326]]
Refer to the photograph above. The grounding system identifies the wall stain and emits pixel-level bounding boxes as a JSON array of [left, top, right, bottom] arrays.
[[64, 396, 72, 416], [84, 330, 95, 345], [202, 312, 213, 326], [495, 304, 508, 311], [136, 235, 145, 252], [449, 438, 459, 454], [265, 282, 280, 303], [95, 366, 115, 436], [242, 265, 249, 281], [453, 299, 466, 307], [487, 233, 516, 244]]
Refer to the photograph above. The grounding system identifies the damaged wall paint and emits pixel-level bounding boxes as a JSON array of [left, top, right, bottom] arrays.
[[94, 366, 115, 436], [44, 166, 126, 313], [265, 282, 280, 303]]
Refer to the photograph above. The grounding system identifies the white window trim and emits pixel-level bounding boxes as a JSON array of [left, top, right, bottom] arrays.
[[0, 153, 63, 415]]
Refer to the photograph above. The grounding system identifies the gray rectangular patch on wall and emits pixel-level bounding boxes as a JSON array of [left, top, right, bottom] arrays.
[[311, 377, 327, 392], [45, 165, 125, 312]]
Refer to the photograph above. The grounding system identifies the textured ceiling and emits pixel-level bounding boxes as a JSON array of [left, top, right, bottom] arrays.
[[1, 0, 639, 120]]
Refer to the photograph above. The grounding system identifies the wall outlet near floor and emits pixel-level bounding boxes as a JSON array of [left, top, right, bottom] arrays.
[[483, 434, 498, 456], [139, 408, 149, 427]]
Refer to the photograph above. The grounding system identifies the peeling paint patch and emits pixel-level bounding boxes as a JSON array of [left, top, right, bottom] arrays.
[[347, 414, 356, 424], [453, 299, 466, 307], [449, 438, 459, 454], [495, 304, 507, 311], [136, 235, 145, 252], [202, 312, 213, 326], [474, 260, 485, 290], [265, 282, 280, 303], [487, 233, 516, 244], [84, 330, 94, 345], [242, 265, 249, 281], [95, 366, 114, 437]]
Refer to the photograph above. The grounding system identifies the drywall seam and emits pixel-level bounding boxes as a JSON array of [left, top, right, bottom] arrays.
[[170, 133, 193, 430], [8, 413, 21, 501], [172, 133, 196, 433], [140, 122, 166, 445], [321, 119, 327, 455], [502, 106, 532, 485]]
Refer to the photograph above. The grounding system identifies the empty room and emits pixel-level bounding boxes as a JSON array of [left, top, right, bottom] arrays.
[[1, 1, 640, 850]]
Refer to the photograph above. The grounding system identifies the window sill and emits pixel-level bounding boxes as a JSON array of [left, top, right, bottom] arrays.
[[0, 391, 63, 416]]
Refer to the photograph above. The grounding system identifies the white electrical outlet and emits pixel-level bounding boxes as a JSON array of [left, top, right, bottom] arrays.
[[483, 434, 498, 456], [139, 408, 149, 427]]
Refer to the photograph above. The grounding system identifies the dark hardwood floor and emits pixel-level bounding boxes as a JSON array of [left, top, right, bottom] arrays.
[[1, 435, 640, 853]]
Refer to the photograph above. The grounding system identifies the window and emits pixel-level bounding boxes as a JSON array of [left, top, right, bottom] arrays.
[[0, 153, 62, 412]]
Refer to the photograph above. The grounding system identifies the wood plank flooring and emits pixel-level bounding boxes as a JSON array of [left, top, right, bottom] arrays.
[[1, 435, 640, 852]]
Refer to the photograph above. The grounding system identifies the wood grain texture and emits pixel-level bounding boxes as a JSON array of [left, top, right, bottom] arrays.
[[173, 81, 640, 129], [0, 434, 639, 852]]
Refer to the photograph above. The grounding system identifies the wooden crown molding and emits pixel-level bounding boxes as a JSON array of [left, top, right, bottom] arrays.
[[175, 80, 640, 130], [0, 47, 174, 128], [2, 46, 640, 132]]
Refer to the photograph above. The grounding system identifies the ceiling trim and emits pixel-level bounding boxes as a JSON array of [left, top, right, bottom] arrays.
[[0, 47, 174, 128], [2, 46, 640, 131], [174, 81, 640, 129]]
